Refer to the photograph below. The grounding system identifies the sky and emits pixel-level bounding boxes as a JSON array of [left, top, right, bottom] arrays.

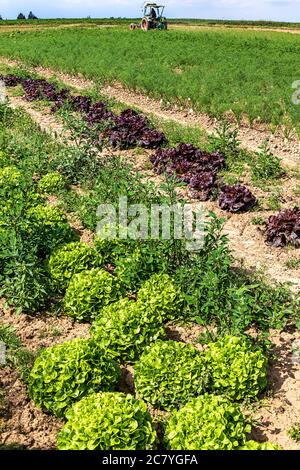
[[0, 0, 299, 22]]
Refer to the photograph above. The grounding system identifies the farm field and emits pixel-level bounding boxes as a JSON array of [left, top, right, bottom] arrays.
[[0, 21, 300, 453], [0, 28, 299, 131]]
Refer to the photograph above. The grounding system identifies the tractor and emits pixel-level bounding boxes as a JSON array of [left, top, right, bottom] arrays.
[[130, 3, 168, 31]]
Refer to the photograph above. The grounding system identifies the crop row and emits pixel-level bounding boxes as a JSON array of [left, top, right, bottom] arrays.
[[1, 73, 299, 247], [28, 334, 279, 450], [0, 27, 299, 130]]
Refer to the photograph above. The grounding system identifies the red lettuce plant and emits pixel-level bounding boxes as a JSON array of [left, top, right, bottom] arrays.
[[106, 109, 166, 149], [0, 75, 25, 87], [265, 208, 300, 247], [150, 144, 225, 200], [219, 184, 257, 213]]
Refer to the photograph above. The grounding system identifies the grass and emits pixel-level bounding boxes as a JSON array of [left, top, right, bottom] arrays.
[[266, 190, 283, 211], [0, 28, 299, 131], [288, 423, 300, 442], [285, 259, 300, 270], [251, 216, 266, 226]]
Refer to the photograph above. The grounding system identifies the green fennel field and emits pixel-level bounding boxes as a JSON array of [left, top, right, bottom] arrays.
[[0, 27, 299, 130]]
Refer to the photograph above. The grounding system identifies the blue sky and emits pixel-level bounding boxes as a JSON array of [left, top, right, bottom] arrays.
[[0, 0, 299, 22]]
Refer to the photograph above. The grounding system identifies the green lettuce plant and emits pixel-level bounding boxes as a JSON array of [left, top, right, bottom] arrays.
[[164, 394, 251, 450], [114, 247, 169, 291], [37, 172, 66, 194], [64, 268, 120, 322], [57, 392, 157, 450], [28, 338, 120, 417], [239, 440, 282, 450], [0, 165, 32, 220], [206, 336, 268, 400], [91, 298, 165, 362], [27, 204, 77, 256], [48, 242, 102, 290], [94, 230, 136, 264], [137, 274, 184, 321], [135, 340, 208, 410], [94, 226, 170, 291], [0, 165, 25, 193]]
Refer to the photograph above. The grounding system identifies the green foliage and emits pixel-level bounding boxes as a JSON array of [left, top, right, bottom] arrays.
[[175, 213, 233, 322], [53, 119, 104, 185], [251, 142, 284, 182], [137, 274, 184, 321], [94, 235, 133, 265], [0, 165, 33, 221], [0, 166, 62, 312], [61, 155, 162, 230], [209, 120, 241, 161], [63, 268, 120, 322], [288, 423, 300, 442], [48, 242, 102, 290], [0, 165, 25, 194], [95, 227, 186, 293], [205, 336, 268, 400], [95, 228, 176, 292], [176, 214, 294, 331], [57, 392, 157, 450], [1, 257, 52, 313], [164, 394, 251, 450], [239, 440, 282, 450], [114, 249, 167, 291], [27, 204, 78, 256], [91, 298, 165, 363], [135, 340, 208, 411], [251, 216, 266, 226], [0, 28, 299, 128], [0, 322, 35, 380], [285, 259, 300, 270], [226, 275, 293, 331], [37, 172, 65, 194], [28, 338, 120, 417], [113, 239, 188, 292]]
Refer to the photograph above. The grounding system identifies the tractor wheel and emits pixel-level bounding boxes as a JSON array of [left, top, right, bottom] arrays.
[[159, 22, 168, 30], [141, 18, 150, 31], [129, 23, 136, 30]]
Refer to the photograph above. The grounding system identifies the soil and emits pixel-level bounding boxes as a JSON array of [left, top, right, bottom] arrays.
[[0, 304, 90, 450], [250, 329, 300, 450]]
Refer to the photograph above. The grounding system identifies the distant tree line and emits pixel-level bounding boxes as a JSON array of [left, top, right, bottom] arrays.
[[17, 12, 38, 20], [0, 12, 38, 20]]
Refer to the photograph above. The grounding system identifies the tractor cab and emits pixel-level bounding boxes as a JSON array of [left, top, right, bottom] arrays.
[[144, 3, 165, 20], [129, 2, 168, 31], [141, 3, 167, 30]]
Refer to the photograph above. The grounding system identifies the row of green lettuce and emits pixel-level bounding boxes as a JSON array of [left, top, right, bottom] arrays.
[[28, 334, 278, 450]]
